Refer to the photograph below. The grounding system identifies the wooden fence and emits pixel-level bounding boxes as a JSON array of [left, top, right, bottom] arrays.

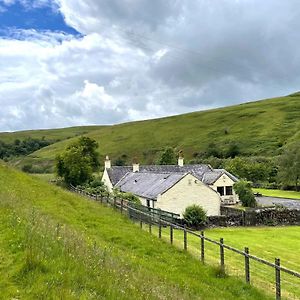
[[70, 185, 300, 300]]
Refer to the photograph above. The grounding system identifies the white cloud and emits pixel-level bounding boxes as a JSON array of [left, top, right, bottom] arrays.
[[1, 1, 300, 131]]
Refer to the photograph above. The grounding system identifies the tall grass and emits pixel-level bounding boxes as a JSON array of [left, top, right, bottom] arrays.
[[0, 162, 270, 299]]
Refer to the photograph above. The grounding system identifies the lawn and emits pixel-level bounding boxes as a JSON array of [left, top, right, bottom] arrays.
[[253, 188, 300, 200], [148, 225, 300, 299], [0, 162, 269, 300]]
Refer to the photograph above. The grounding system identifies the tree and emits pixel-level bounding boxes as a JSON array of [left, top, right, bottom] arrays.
[[183, 205, 207, 228], [278, 142, 300, 190], [233, 180, 256, 207], [225, 157, 272, 183], [55, 137, 100, 186], [158, 147, 176, 165]]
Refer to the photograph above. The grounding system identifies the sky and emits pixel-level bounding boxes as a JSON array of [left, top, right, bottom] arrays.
[[0, 0, 300, 132]]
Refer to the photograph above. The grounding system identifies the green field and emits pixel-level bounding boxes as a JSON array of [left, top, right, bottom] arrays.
[[2, 93, 300, 170], [147, 225, 300, 299], [253, 188, 300, 200], [0, 162, 269, 300]]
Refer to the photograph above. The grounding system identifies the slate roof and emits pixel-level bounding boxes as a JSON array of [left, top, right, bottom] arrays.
[[202, 169, 239, 185], [107, 164, 212, 186], [116, 172, 187, 200]]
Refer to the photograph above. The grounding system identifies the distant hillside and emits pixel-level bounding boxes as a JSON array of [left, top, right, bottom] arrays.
[[0, 162, 268, 299], [0, 125, 103, 143], [2, 93, 300, 171]]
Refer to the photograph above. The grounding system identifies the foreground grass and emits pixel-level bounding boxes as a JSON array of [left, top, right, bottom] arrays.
[[253, 188, 300, 200], [0, 162, 269, 300], [149, 225, 300, 299], [30, 173, 55, 182], [5, 92, 300, 169]]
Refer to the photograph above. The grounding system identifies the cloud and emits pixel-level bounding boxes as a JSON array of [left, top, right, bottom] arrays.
[[1, 0, 300, 131]]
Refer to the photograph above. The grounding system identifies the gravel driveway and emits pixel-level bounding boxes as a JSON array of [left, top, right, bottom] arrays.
[[256, 196, 300, 209]]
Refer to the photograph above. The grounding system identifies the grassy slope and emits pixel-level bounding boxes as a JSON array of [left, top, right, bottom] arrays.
[[0, 125, 102, 143], [253, 188, 300, 200], [152, 225, 300, 299], [0, 162, 269, 300], [2, 93, 300, 169]]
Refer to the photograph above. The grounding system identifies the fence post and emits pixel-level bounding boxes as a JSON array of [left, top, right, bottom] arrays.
[[113, 197, 116, 208], [170, 225, 173, 244], [275, 258, 281, 300], [149, 219, 152, 234], [140, 212, 143, 229], [184, 224, 187, 251], [100, 193, 103, 204], [244, 247, 250, 284], [220, 238, 225, 273], [159, 220, 162, 239], [121, 199, 124, 214], [201, 231, 205, 263]]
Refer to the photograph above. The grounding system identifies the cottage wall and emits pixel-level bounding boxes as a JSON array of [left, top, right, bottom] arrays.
[[101, 168, 113, 192], [156, 174, 221, 216], [210, 174, 239, 204]]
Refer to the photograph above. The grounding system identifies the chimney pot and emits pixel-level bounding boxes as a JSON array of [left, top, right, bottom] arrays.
[[133, 162, 139, 172], [178, 156, 184, 167], [105, 155, 111, 169]]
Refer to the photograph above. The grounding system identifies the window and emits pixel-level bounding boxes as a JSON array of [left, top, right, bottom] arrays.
[[217, 186, 224, 196], [188, 179, 192, 185], [226, 186, 233, 195], [146, 199, 150, 208]]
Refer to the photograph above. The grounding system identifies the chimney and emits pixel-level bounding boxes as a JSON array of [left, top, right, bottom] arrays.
[[133, 162, 139, 172], [104, 155, 111, 169], [178, 155, 184, 167]]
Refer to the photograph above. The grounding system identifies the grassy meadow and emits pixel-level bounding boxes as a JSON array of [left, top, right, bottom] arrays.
[[253, 188, 300, 200], [0, 161, 270, 300], [148, 225, 300, 299], [2, 93, 300, 170]]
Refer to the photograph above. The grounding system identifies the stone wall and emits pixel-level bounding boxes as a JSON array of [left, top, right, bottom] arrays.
[[208, 206, 300, 227]]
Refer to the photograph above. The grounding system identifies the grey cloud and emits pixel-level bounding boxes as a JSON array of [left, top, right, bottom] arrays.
[[1, 1, 300, 131]]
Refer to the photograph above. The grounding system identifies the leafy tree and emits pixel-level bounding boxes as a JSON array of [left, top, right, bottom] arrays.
[[183, 205, 207, 228], [55, 137, 100, 185], [158, 147, 176, 165], [278, 142, 300, 190], [0, 137, 53, 160], [225, 157, 275, 183], [233, 180, 256, 207]]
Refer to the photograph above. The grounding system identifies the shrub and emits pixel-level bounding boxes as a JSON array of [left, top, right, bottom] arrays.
[[113, 190, 141, 205], [183, 205, 207, 228], [233, 180, 256, 207], [22, 164, 33, 173]]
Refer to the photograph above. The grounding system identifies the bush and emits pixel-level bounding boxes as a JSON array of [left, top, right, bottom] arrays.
[[233, 181, 256, 207], [113, 190, 141, 205], [22, 164, 33, 173], [183, 205, 207, 228]]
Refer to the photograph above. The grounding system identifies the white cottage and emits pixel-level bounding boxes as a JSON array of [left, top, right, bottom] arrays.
[[101, 156, 239, 217]]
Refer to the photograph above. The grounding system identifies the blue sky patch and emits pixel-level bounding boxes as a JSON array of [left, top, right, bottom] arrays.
[[0, 2, 79, 36]]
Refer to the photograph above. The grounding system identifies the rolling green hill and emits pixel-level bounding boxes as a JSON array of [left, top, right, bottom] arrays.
[[2, 93, 300, 171], [0, 161, 269, 299], [0, 125, 103, 143]]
